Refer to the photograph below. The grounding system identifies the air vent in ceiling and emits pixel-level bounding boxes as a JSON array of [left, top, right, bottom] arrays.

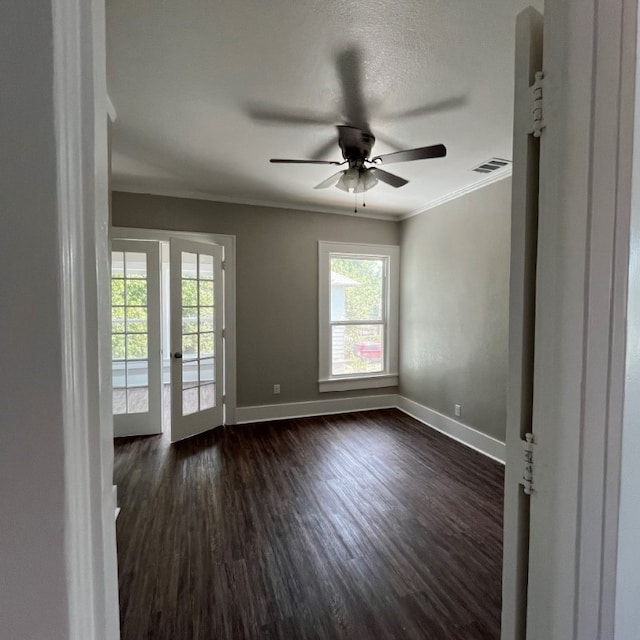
[[472, 157, 512, 174]]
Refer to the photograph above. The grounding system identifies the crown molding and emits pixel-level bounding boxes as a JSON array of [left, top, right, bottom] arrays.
[[111, 183, 401, 221], [113, 170, 513, 224], [399, 169, 512, 220]]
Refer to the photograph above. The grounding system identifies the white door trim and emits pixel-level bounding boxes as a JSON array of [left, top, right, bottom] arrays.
[[53, 0, 119, 637], [611, 1, 640, 636], [529, 1, 637, 638], [573, 0, 637, 636], [111, 227, 237, 424]]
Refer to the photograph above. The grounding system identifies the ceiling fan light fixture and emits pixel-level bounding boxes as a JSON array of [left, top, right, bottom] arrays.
[[336, 168, 378, 193], [336, 167, 360, 193], [356, 169, 378, 193]]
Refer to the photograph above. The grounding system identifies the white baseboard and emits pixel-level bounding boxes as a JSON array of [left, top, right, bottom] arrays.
[[235, 394, 397, 424], [396, 396, 505, 463], [234, 393, 505, 464]]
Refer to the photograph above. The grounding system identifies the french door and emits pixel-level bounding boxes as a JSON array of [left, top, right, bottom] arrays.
[[169, 238, 224, 442], [111, 240, 162, 437]]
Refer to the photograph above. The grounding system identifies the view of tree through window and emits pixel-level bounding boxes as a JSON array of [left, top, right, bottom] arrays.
[[111, 277, 148, 360], [180, 251, 216, 416], [111, 251, 150, 414], [330, 256, 385, 375]]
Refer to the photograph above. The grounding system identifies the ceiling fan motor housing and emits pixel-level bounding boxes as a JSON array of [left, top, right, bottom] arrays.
[[337, 125, 375, 167]]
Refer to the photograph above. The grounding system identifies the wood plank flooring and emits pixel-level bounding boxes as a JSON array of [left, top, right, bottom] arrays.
[[114, 409, 504, 639]]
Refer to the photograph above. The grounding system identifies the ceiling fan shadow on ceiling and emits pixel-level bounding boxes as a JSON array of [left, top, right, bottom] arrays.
[[247, 46, 462, 209]]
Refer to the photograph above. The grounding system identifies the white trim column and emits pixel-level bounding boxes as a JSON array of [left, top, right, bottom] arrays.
[[527, 1, 637, 638], [1, 0, 119, 638], [55, 0, 120, 636], [614, 2, 640, 637]]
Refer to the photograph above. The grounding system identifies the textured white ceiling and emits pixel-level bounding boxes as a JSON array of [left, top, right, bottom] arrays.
[[106, 0, 543, 219]]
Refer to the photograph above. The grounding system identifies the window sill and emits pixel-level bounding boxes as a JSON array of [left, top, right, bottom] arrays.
[[318, 374, 398, 393]]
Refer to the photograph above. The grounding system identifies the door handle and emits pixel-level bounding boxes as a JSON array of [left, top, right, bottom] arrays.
[[173, 352, 183, 359]]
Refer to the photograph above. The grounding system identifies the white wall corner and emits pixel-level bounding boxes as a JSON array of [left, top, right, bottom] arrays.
[[396, 396, 506, 463]]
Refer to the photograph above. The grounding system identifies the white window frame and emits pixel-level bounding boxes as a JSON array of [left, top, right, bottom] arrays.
[[318, 241, 399, 392]]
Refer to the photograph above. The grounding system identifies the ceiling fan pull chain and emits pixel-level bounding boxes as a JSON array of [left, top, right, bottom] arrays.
[[354, 193, 358, 214], [362, 193, 366, 208]]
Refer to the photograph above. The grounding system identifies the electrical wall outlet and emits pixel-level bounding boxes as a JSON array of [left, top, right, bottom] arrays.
[[273, 384, 281, 395], [454, 404, 462, 418]]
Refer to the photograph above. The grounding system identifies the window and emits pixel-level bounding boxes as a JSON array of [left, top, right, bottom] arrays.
[[318, 241, 399, 392]]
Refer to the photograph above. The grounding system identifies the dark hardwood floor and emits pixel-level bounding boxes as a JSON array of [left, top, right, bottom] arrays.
[[114, 409, 504, 639]]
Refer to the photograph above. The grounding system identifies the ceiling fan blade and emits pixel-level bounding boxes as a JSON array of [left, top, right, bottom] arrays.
[[314, 170, 345, 189], [270, 158, 342, 165], [372, 144, 447, 165], [369, 167, 408, 188]]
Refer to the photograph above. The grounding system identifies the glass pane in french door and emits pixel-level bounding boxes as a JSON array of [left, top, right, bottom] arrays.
[[111, 250, 150, 414], [180, 251, 216, 415]]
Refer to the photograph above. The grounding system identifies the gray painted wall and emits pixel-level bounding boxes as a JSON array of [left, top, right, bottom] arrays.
[[112, 192, 400, 407], [399, 178, 511, 441]]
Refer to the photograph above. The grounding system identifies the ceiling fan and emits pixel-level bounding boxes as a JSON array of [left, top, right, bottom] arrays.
[[270, 125, 447, 194], [250, 47, 458, 202]]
